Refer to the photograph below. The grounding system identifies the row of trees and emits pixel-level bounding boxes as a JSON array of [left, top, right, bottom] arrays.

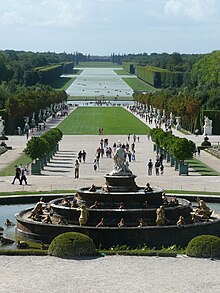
[[3, 86, 67, 133], [150, 128, 196, 172], [0, 50, 87, 88], [24, 128, 63, 174], [116, 52, 201, 72], [134, 91, 200, 132]]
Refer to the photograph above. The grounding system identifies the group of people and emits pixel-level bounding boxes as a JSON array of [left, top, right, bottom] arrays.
[[74, 150, 87, 179], [11, 164, 29, 185], [78, 150, 87, 163], [147, 153, 164, 176]]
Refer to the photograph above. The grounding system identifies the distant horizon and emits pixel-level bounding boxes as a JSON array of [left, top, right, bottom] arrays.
[[1, 1, 219, 55], [1, 47, 217, 56]]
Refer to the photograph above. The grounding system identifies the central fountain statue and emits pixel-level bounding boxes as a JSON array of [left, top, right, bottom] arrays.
[[104, 141, 138, 192], [110, 141, 131, 175]]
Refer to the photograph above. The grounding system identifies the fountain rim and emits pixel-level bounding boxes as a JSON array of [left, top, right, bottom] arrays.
[[15, 208, 220, 230], [77, 186, 164, 195], [49, 196, 192, 210]]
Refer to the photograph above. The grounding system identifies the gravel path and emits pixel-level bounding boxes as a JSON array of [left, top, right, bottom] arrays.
[[1, 255, 220, 293]]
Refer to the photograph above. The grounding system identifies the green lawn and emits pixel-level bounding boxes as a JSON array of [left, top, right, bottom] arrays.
[[58, 107, 150, 135], [122, 77, 156, 92], [0, 154, 32, 176], [76, 62, 120, 68], [186, 158, 220, 176], [114, 69, 131, 75]]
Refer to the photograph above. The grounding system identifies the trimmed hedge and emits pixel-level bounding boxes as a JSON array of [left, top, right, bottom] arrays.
[[122, 62, 137, 74], [186, 235, 220, 259], [136, 65, 183, 88], [48, 232, 97, 258]]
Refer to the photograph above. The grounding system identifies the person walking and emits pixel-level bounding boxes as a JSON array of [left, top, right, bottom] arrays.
[[160, 164, 164, 175], [74, 160, 80, 179], [11, 165, 21, 184], [82, 150, 87, 163], [147, 159, 153, 176], [155, 160, 160, 176], [78, 151, 82, 163], [20, 165, 28, 185], [93, 158, 98, 171]]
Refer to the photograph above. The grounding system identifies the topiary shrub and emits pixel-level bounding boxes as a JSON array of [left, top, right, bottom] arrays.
[[201, 135, 211, 148], [48, 232, 96, 258], [186, 235, 220, 259]]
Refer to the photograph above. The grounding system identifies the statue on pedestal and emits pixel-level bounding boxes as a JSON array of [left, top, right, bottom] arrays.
[[110, 141, 131, 175], [203, 116, 212, 135]]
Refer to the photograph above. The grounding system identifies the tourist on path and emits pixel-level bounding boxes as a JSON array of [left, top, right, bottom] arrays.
[[82, 150, 87, 163], [147, 159, 153, 176], [20, 165, 29, 185], [11, 165, 21, 184], [74, 160, 80, 179]]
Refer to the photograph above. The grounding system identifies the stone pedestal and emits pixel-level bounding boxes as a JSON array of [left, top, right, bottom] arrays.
[[104, 174, 138, 192]]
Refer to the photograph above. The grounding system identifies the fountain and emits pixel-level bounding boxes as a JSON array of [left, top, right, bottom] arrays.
[[16, 143, 220, 248]]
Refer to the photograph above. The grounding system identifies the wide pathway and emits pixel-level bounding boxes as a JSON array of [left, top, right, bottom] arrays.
[[0, 107, 220, 193]]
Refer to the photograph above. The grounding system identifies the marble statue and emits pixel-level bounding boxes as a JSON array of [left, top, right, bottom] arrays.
[[203, 116, 213, 135], [110, 141, 131, 174]]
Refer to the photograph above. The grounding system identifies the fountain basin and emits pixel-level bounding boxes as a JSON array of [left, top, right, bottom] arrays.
[[50, 196, 192, 225], [16, 208, 220, 248]]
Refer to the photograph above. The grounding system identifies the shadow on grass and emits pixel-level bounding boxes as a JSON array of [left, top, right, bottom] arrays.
[[186, 159, 220, 176]]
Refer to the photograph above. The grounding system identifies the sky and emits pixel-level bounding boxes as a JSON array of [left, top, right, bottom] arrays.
[[0, 0, 220, 55]]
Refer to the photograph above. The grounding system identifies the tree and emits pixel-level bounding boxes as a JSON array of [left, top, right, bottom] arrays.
[[24, 137, 50, 160], [170, 137, 195, 162]]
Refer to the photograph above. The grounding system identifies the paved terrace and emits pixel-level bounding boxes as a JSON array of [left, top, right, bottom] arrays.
[[0, 107, 220, 193]]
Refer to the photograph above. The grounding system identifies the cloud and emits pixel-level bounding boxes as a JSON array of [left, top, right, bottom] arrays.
[[0, 0, 87, 28], [164, 0, 216, 20], [1, 11, 24, 26]]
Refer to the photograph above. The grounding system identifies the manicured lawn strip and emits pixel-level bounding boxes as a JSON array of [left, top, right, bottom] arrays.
[[76, 62, 120, 68], [0, 249, 179, 257], [114, 69, 131, 75], [50, 76, 76, 91], [0, 249, 48, 256], [122, 77, 156, 92], [164, 190, 220, 196], [0, 154, 32, 176], [0, 190, 75, 196], [58, 107, 150, 135], [186, 158, 220, 176]]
